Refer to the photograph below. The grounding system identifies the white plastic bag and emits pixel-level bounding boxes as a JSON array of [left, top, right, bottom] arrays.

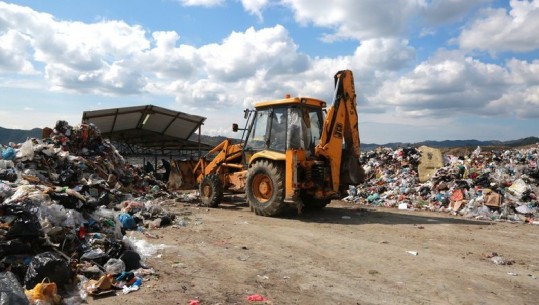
[[17, 140, 35, 161]]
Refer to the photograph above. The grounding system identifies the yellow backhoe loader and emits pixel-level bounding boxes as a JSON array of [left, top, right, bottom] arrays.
[[176, 70, 364, 216]]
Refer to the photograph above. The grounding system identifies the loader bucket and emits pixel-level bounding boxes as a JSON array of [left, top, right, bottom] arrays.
[[340, 147, 365, 185], [168, 159, 198, 190]]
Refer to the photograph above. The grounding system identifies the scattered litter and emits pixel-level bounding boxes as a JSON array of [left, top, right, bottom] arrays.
[[490, 256, 514, 266], [406, 251, 419, 256], [247, 294, 269, 302], [345, 144, 539, 224]]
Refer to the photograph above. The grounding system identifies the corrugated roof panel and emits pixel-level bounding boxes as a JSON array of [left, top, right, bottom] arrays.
[[112, 112, 143, 131], [165, 118, 198, 139], [81, 105, 209, 155]]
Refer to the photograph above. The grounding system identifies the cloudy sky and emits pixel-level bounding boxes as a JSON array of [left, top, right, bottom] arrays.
[[1, 0, 538, 144]]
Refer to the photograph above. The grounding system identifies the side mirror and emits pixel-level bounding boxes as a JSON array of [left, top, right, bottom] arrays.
[[232, 123, 239, 132]]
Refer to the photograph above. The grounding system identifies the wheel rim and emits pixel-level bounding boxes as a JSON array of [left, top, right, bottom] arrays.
[[201, 183, 212, 199], [252, 173, 273, 203]]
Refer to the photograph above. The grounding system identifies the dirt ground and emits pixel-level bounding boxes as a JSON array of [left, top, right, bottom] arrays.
[[87, 197, 539, 305]]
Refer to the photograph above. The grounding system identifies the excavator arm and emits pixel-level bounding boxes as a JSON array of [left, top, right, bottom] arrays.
[[314, 70, 363, 193], [193, 139, 243, 183]]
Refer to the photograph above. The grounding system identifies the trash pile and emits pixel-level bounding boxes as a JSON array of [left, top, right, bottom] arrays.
[[0, 121, 180, 304], [346, 144, 539, 223]]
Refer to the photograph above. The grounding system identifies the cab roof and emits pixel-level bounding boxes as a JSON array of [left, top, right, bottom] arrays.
[[254, 96, 326, 109]]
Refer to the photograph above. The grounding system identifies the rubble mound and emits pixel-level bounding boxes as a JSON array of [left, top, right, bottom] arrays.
[[346, 144, 539, 222], [0, 121, 180, 303]]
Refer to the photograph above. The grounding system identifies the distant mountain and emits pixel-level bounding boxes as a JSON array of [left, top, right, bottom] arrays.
[[360, 137, 539, 151], [1, 126, 537, 153], [190, 135, 538, 152], [0, 127, 42, 145], [188, 134, 236, 147]]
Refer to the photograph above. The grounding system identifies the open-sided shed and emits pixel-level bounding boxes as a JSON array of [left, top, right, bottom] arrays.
[[82, 105, 213, 157]]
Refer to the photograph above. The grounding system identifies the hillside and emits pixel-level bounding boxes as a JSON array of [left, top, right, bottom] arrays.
[[1, 126, 536, 152], [360, 136, 539, 152], [0, 126, 42, 145]]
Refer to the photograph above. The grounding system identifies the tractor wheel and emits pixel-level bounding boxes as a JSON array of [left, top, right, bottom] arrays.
[[199, 174, 223, 207], [246, 160, 285, 216], [300, 191, 332, 210]]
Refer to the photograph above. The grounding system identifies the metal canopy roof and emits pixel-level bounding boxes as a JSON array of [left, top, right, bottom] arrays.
[[82, 105, 212, 156]]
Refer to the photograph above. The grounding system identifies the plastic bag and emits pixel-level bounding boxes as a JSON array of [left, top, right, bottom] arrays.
[[38, 203, 67, 227], [24, 278, 61, 305], [63, 209, 84, 228], [2, 204, 43, 238], [0, 239, 33, 256], [80, 249, 106, 264], [0, 160, 14, 169], [104, 258, 125, 275], [0, 182, 13, 200], [1, 147, 15, 160], [0, 168, 17, 183], [49, 192, 80, 210], [0, 271, 30, 305], [24, 252, 73, 290], [118, 213, 136, 230], [508, 179, 528, 198], [17, 140, 35, 161]]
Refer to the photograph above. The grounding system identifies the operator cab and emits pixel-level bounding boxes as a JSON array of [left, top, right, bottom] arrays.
[[243, 97, 326, 156]]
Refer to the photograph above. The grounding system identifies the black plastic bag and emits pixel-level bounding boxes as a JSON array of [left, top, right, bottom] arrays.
[[0, 169, 17, 183], [1, 205, 43, 239], [0, 271, 29, 305], [0, 239, 32, 258], [119, 250, 142, 271], [23, 251, 72, 290], [49, 192, 80, 210], [59, 168, 78, 186]]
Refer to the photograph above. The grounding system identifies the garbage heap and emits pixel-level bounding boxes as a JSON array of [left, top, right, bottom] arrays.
[[346, 145, 539, 223], [0, 121, 178, 304]]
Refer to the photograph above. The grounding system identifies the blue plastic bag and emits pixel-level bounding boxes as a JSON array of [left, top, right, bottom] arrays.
[[1, 147, 15, 160], [118, 213, 136, 230]]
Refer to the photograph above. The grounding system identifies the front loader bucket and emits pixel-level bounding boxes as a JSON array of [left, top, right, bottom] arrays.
[[340, 148, 365, 185], [168, 159, 198, 190]]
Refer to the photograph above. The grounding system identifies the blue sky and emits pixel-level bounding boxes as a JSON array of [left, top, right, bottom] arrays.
[[1, 0, 538, 144]]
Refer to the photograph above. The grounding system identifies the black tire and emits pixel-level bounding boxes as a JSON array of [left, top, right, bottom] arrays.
[[246, 160, 285, 216], [300, 191, 332, 210], [199, 174, 223, 207]]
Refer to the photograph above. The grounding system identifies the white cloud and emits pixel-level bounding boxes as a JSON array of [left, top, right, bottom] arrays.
[[506, 58, 539, 85], [370, 50, 510, 118], [352, 38, 416, 72], [458, 0, 539, 52], [139, 31, 200, 79], [198, 25, 309, 82], [421, 0, 489, 25], [241, 0, 269, 19], [369, 51, 539, 124], [281, 0, 420, 41], [0, 29, 36, 73], [0, 1, 151, 94], [485, 59, 539, 119]]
